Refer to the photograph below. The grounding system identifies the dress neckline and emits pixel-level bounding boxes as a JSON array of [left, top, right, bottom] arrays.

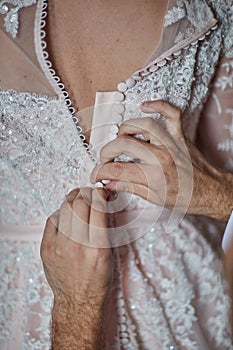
[[34, 0, 217, 160], [34, 0, 170, 158]]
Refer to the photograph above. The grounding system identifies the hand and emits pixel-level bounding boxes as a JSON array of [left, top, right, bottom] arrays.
[[91, 100, 233, 221], [40, 187, 113, 349]]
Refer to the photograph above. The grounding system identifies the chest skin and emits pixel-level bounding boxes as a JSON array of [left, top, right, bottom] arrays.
[[46, 0, 168, 141]]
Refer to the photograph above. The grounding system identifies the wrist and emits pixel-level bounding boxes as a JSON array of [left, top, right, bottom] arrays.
[[207, 169, 233, 221], [52, 295, 107, 350]]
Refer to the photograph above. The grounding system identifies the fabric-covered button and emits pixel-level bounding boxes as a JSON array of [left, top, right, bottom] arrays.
[[112, 103, 125, 114], [115, 92, 125, 102], [126, 77, 136, 88], [149, 64, 159, 72], [110, 124, 119, 135], [117, 82, 127, 92], [113, 114, 123, 123], [157, 59, 167, 66]]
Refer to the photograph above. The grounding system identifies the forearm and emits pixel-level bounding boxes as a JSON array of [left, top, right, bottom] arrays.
[[51, 297, 107, 350], [189, 142, 233, 221], [210, 171, 233, 221]]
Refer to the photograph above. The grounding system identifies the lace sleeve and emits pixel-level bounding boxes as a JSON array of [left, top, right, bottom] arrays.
[[196, 1, 233, 171], [197, 55, 233, 171]]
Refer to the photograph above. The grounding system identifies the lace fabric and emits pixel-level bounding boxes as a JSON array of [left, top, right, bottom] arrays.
[[0, 0, 233, 349]]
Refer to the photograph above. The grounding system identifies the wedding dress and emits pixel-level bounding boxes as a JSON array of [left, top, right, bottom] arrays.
[[0, 0, 233, 349]]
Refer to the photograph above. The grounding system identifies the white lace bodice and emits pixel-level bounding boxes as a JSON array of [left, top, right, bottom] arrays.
[[0, 1, 233, 349], [1, 0, 233, 225]]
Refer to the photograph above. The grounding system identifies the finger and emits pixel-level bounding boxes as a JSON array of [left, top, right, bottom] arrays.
[[65, 188, 80, 202], [89, 188, 109, 248], [141, 100, 183, 136], [99, 135, 156, 163], [117, 117, 173, 146], [105, 180, 166, 207], [56, 188, 91, 250], [105, 180, 150, 202], [91, 161, 147, 186], [40, 209, 60, 259]]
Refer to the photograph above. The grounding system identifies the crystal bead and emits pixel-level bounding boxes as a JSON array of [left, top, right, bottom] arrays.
[[117, 82, 127, 92], [10, 13, 17, 23], [130, 304, 136, 310], [0, 4, 8, 14]]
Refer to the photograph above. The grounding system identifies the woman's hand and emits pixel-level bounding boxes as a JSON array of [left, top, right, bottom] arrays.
[[40, 187, 113, 349], [91, 100, 233, 221]]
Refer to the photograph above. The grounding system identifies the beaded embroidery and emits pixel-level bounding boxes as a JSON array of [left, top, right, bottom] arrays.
[[0, 0, 36, 37], [1, 0, 233, 349]]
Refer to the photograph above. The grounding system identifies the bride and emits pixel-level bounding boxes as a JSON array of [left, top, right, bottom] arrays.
[[0, 0, 233, 349]]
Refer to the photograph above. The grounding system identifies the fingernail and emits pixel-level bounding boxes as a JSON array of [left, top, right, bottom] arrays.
[[141, 101, 151, 107], [95, 182, 104, 188], [102, 179, 111, 185], [141, 101, 154, 112]]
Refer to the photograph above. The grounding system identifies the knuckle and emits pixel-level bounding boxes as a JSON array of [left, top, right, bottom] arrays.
[[40, 243, 51, 263], [111, 162, 125, 177], [66, 188, 80, 201], [55, 247, 63, 257]]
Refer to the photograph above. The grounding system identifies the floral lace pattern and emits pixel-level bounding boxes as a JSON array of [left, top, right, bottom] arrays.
[[0, 88, 95, 224], [0, 0, 233, 349], [0, 240, 53, 349], [0, 0, 36, 37]]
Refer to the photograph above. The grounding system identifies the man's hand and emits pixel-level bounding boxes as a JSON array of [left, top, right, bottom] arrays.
[[91, 100, 233, 221], [41, 188, 113, 350]]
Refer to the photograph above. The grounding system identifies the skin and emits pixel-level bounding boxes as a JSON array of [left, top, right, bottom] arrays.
[[47, 0, 168, 141], [41, 188, 114, 349]]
